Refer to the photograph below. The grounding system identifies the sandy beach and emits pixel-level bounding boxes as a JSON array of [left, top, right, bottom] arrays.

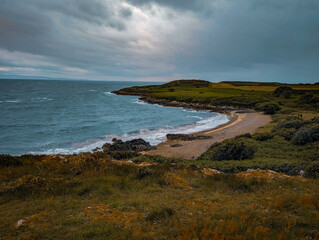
[[142, 111, 272, 159]]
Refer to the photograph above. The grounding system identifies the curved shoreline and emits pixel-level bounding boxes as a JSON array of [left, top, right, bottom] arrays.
[[112, 92, 272, 159], [141, 110, 271, 159]]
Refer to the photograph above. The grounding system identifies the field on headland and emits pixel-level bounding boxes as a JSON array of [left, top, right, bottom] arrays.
[[114, 80, 319, 112], [1, 79, 319, 239]]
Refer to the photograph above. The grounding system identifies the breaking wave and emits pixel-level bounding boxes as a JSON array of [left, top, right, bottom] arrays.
[[33, 113, 228, 155]]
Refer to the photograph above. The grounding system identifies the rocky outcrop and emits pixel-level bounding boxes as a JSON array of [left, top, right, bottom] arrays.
[[166, 134, 211, 141], [139, 96, 235, 113], [112, 89, 237, 113], [102, 138, 154, 152]]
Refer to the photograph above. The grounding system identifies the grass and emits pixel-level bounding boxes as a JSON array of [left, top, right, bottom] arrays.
[[1, 155, 319, 239], [114, 79, 319, 111], [1, 79, 319, 239]]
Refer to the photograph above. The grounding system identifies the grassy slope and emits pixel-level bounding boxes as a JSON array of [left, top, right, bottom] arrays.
[[1, 155, 319, 239], [1, 80, 319, 239]]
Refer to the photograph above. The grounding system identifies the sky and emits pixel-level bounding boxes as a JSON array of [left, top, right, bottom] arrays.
[[0, 0, 318, 83]]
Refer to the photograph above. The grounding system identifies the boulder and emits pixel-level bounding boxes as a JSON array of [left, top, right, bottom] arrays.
[[102, 138, 154, 152], [170, 143, 183, 147]]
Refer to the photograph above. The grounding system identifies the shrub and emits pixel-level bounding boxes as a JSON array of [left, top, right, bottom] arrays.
[[277, 108, 294, 114], [146, 207, 174, 222], [274, 86, 293, 97], [138, 167, 153, 180], [283, 91, 292, 99], [304, 164, 319, 178], [1, 175, 63, 194], [109, 151, 139, 160], [275, 117, 305, 130], [0, 154, 23, 167], [255, 102, 280, 114], [292, 124, 319, 145], [274, 128, 296, 140], [209, 139, 256, 161], [305, 116, 319, 125], [235, 133, 252, 139], [253, 133, 274, 141], [299, 94, 319, 108]]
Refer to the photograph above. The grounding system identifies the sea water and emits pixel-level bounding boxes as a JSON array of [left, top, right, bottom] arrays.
[[0, 79, 229, 155]]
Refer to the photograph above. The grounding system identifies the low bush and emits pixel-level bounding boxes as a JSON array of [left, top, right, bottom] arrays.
[[276, 117, 305, 129], [274, 128, 296, 140], [108, 151, 139, 160], [138, 167, 153, 180], [0, 154, 23, 167], [208, 139, 256, 161], [305, 116, 319, 124], [304, 164, 319, 178], [0, 175, 63, 195], [207, 174, 266, 193], [146, 207, 174, 222], [255, 102, 280, 114], [277, 108, 295, 114], [235, 133, 252, 139], [253, 133, 274, 141], [274, 86, 293, 97], [292, 124, 319, 145], [272, 117, 305, 140], [299, 94, 319, 108]]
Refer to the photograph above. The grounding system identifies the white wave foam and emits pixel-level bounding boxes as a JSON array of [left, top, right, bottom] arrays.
[[29, 138, 106, 155], [30, 113, 229, 155], [89, 90, 97, 92], [103, 92, 113, 95], [133, 99, 147, 105], [104, 113, 229, 146], [182, 109, 201, 113], [5, 99, 21, 103], [38, 97, 53, 101], [30, 97, 53, 102], [133, 99, 164, 108]]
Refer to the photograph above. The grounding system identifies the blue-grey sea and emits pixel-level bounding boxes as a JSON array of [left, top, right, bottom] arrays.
[[0, 79, 228, 155]]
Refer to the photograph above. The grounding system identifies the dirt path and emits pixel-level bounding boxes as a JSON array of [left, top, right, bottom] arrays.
[[142, 111, 271, 159]]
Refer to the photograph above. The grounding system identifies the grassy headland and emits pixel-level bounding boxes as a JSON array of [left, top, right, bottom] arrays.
[[1, 80, 319, 239], [113, 79, 319, 113]]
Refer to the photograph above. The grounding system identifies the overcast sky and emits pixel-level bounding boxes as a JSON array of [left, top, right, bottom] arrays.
[[0, 0, 318, 83]]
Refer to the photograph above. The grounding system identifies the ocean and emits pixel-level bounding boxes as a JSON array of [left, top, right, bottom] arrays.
[[0, 79, 229, 156]]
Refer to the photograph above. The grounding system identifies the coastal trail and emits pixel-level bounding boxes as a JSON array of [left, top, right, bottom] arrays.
[[142, 111, 271, 159]]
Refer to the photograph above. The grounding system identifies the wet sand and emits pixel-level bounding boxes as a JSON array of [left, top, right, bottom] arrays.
[[142, 111, 272, 159]]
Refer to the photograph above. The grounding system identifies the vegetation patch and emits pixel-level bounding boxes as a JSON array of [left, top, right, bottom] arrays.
[[1, 80, 319, 239], [304, 164, 319, 178], [292, 124, 319, 145], [252, 132, 274, 141], [202, 139, 256, 161], [146, 207, 174, 222]]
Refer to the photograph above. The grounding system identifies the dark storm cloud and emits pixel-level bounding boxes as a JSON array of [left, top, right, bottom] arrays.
[[38, 0, 132, 30], [0, 0, 134, 74], [126, 0, 212, 13], [0, 0, 318, 82], [174, 0, 319, 82]]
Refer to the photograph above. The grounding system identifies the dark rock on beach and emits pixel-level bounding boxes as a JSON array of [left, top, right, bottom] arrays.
[[170, 143, 183, 147], [102, 138, 154, 152], [166, 134, 211, 141]]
